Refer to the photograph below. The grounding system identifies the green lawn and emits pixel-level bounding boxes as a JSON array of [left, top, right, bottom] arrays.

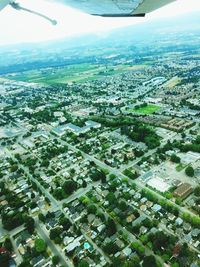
[[176, 163, 186, 172], [128, 105, 161, 114]]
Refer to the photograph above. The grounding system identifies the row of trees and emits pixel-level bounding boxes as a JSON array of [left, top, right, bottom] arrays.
[[172, 136, 200, 153]]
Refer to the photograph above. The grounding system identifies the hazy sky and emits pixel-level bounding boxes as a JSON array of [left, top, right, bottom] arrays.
[[0, 0, 200, 46]]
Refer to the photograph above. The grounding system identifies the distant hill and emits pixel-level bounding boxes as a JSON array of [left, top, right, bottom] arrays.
[[45, 11, 200, 49], [0, 11, 199, 52]]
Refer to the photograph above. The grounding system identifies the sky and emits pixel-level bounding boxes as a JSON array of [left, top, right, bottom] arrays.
[[0, 0, 200, 46]]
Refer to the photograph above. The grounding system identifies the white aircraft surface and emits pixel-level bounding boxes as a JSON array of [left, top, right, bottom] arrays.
[[0, 0, 176, 24]]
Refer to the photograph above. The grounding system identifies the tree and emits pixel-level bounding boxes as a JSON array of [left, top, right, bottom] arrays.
[[87, 205, 97, 214], [24, 216, 35, 234], [10, 164, 18, 173], [118, 201, 127, 211], [82, 180, 87, 188], [0, 254, 10, 267], [131, 242, 145, 255], [77, 260, 89, 267], [106, 192, 116, 204], [53, 188, 64, 200], [50, 227, 62, 240], [149, 231, 173, 252], [196, 135, 200, 144], [2, 212, 24, 230], [52, 255, 60, 265], [175, 198, 182, 205], [134, 149, 144, 157], [106, 218, 117, 236], [38, 213, 46, 223], [35, 238, 46, 253], [4, 238, 13, 252], [59, 216, 71, 231], [91, 169, 106, 183], [123, 169, 138, 180], [109, 174, 116, 180], [142, 255, 157, 267], [63, 180, 77, 195], [170, 154, 181, 163], [185, 166, 194, 177], [129, 255, 141, 267], [194, 186, 200, 197], [104, 242, 119, 255], [18, 260, 33, 267]]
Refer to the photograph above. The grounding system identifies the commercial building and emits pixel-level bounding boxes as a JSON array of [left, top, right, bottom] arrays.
[[173, 183, 193, 199]]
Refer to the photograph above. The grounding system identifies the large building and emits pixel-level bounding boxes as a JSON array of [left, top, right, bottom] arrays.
[[147, 177, 171, 193], [173, 183, 193, 199], [52, 120, 101, 136]]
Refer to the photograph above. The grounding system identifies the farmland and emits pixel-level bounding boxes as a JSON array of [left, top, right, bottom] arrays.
[[4, 63, 146, 84]]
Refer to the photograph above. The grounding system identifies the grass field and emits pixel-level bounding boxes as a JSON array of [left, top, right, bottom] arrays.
[[4, 63, 147, 85], [163, 76, 182, 89], [128, 104, 161, 114]]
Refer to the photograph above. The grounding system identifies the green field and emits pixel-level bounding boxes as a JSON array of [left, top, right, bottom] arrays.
[[4, 63, 147, 85], [129, 104, 161, 114]]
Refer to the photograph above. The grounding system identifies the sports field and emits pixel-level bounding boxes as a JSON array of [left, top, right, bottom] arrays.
[[128, 104, 161, 114]]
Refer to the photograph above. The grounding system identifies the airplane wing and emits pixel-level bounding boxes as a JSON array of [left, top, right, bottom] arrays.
[[0, 0, 13, 11], [54, 0, 176, 17], [0, 0, 176, 22]]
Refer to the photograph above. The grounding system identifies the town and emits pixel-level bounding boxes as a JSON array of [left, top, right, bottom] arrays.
[[0, 14, 200, 267]]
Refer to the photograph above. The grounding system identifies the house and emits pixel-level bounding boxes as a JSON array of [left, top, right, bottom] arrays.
[[175, 218, 183, 226], [168, 213, 176, 221], [97, 224, 105, 233], [183, 223, 191, 232], [122, 247, 132, 257], [152, 204, 162, 213], [140, 204, 147, 212], [191, 229, 200, 238], [115, 239, 125, 249], [32, 255, 44, 267], [140, 226, 148, 234], [126, 214, 135, 223], [132, 215, 146, 227], [65, 236, 83, 252], [184, 234, 192, 243], [63, 236, 74, 246]]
